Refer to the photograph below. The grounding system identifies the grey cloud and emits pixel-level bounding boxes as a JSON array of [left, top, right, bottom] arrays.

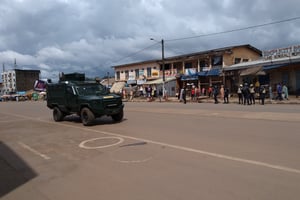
[[0, 0, 300, 81]]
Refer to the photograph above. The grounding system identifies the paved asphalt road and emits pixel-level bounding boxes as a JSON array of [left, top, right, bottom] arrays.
[[0, 101, 300, 200]]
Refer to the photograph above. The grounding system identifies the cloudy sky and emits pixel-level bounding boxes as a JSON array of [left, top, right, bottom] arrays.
[[0, 0, 299, 81]]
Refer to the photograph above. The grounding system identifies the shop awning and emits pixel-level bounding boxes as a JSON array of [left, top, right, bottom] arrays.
[[263, 64, 286, 70], [145, 77, 176, 85], [181, 75, 198, 81], [206, 68, 221, 76], [198, 71, 208, 77], [240, 66, 263, 76], [110, 81, 126, 93]]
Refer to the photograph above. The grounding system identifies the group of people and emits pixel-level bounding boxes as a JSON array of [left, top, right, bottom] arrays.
[[178, 85, 206, 104], [236, 83, 267, 105], [124, 82, 289, 104], [210, 83, 267, 105], [137, 85, 167, 102], [212, 85, 230, 104], [275, 83, 289, 101]]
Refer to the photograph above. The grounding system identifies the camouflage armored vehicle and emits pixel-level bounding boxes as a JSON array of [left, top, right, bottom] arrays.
[[46, 73, 124, 126]]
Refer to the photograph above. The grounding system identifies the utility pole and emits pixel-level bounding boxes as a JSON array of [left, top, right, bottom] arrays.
[[150, 38, 166, 98], [161, 39, 165, 83]]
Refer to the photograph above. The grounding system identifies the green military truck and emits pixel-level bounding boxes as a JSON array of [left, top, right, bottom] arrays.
[[46, 73, 124, 126]]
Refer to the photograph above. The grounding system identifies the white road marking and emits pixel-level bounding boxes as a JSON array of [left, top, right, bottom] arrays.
[[18, 142, 51, 160], [79, 137, 124, 149], [3, 112, 300, 174], [94, 130, 300, 174]]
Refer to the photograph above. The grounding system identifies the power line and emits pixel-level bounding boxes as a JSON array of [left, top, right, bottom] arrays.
[[111, 16, 300, 65], [166, 16, 300, 42], [112, 42, 160, 65]]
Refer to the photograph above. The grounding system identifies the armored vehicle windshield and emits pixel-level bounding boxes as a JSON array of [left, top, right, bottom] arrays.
[[75, 83, 108, 96]]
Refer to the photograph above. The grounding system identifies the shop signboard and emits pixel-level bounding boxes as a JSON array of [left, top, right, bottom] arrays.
[[185, 68, 197, 76], [263, 44, 300, 59]]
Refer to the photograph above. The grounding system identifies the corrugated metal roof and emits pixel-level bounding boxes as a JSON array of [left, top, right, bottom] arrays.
[[240, 66, 263, 76], [223, 55, 300, 71], [113, 44, 262, 68]]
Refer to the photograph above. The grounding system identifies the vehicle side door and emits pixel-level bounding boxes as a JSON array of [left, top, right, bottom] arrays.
[[65, 85, 78, 111]]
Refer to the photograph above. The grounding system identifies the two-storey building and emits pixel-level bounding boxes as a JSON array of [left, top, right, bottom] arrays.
[[113, 44, 262, 96]]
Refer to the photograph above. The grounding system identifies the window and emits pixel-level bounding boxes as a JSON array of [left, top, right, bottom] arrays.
[[116, 71, 120, 80], [243, 59, 249, 62], [76, 84, 107, 96], [135, 69, 139, 78], [200, 60, 209, 71], [147, 67, 152, 77], [125, 70, 129, 79], [185, 62, 192, 69], [234, 58, 242, 64], [200, 60, 207, 68], [211, 56, 223, 66]]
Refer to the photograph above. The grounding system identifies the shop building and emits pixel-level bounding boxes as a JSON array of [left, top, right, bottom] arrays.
[[224, 44, 300, 95], [113, 44, 262, 96]]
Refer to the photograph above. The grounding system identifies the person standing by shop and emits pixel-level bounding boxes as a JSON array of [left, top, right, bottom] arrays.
[[158, 88, 163, 102], [208, 85, 212, 98], [220, 85, 224, 103], [242, 83, 250, 105], [237, 84, 243, 104], [147, 85, 152, 101], [129, 85, 134, 102], [224, 86, 229, 104], [276, 83, 283, 101], [191, 86, 196, 102], [213, 85, 219, 104], [259, 86, 266, 105], [182, 86, 187, 104], [249, 84, 255, 105], [282, 84, 289, 100]]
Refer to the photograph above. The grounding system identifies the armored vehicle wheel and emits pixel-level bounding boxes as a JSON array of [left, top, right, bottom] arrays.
[[112, 110, 123, 122], [53, 107, 64, 122], [81, 107, 95, 126]]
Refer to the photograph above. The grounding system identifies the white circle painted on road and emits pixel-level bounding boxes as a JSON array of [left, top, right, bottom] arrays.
[[79, 136, 124, 149]]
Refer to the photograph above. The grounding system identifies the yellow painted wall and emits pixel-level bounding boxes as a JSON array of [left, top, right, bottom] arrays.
[[223, 46, 261, 66]]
